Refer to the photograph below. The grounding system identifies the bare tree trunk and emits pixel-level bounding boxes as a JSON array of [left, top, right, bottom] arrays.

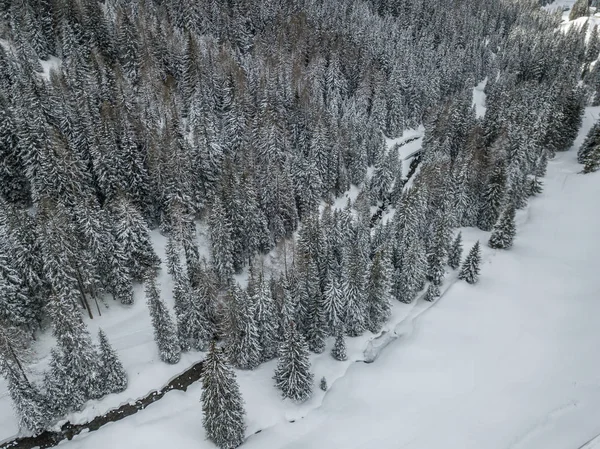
[[75, 270, 94, 319]]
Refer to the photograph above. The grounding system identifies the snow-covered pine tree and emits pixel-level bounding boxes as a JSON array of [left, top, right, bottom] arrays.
[[448, 232, 463, 270], [366, 251, 392, 334], [201, 341, 246, 449], [44, 347, 83, 419], [341, 247, 367, 337], [578, 121, 600, 164], [97, 329, 128, 395], [166, 235, 183, 280], [173, 270, 192, 352], [0, 323, 47, 432], [48, 294, 103, 401], [424, 283, 441, 302], [6, 372, 47, 433], [253, 275, 278, 362], [569, 0, 589, 20], [458, 241, 482, 284], [208, 197, 234, 285], [427, 225, 448, 286], [110, 198, 161, 281], [145, 276, 181, 364], [397, 236, 428, 304], [583, 147, 600, 173], [478, 163, 506, 232], [331, 326, 347, 361], [274, 323, 313, 402], [323, 270, 346, 334], [225, 285, 261, 370], [179, 283, 212, 352], [489, 202, 517, 249], [527, 176, 543, 196], [320, 377, 328, 391]]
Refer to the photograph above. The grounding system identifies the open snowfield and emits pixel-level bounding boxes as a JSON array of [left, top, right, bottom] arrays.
[[19, 103, 596, 449]]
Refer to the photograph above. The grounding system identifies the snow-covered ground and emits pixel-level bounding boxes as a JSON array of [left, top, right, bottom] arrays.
[[18, 98, 598, 448]]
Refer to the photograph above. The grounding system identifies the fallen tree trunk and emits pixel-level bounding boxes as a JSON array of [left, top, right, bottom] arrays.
[[0, 360, 204, 449]]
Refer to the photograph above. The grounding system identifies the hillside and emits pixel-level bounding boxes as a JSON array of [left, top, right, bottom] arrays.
[[1, 0, 600, 448]]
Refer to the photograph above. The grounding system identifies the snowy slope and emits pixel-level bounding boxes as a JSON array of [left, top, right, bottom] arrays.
[[43, 105, 600, 449]]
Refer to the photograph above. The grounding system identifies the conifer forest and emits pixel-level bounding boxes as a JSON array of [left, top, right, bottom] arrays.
[[1, 0, 600, 447]]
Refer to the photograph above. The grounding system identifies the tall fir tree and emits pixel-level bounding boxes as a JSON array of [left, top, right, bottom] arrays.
[[366, 251, 392, 334], [252, 275, 278, 362], [97, 329, 128, 396], [458, 241, 482, 285], [488, 203, 517, 249], [447, 232, 463, 270], [225, 285, 261, 370], [478, 163, 506, 232], [274, 323, 313, 403], [145, 276, 181, 364], [201, 341, 246, 449]]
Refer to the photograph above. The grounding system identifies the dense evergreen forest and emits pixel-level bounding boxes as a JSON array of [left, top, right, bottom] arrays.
[[0, 0, 599, 445]]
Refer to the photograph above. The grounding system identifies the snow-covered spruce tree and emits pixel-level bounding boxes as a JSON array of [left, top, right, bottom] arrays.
[[458, 242, 482, 285], [331, 327, 347, 361], [208, 196, 234, 285], [448, 232, 463, 270], [583, 149, 600, 173], [173, 270, 192, 352], [201, 341, 246, 449], [569, 0, 589, 20], [578, 121, 600, 164], [48, 294, 103, 402], [341, 247, 367, 337], [397, 236, 428, 304], [253, 275, 279, 362], [320, 377, 328, 391], [165, 235, 183, 280], [427, 226, 448, 286], [424, 283, 441, 302], [97, 329, 128, 395], [274, 323, 314, 402], [478, 163, 507, 232], [225, 285, 261, 370], [323, 270, 346, 334], [109, 198, 161, 281], [527, 177, 543, 196], [44, 347, 82, 419], [489, 203, 517, 249], [6, 371, 47, 434], [179, 282, 212, 352], [366, 251, 392, 334], [145, 276, 181, 364], [0, 323, 47, 433]]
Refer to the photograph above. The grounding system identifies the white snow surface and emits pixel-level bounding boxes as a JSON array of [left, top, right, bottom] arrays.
[[25, 106, 600, 449], [472, 77, 488, 119]]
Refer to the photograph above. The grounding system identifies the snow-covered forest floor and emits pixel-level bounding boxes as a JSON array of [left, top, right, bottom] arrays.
[[47, 106, 600, 449]]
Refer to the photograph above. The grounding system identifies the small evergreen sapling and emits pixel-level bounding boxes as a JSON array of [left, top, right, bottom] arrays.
[[424, 283, 440, 302], [448, 232, 463, 270], [488, 203, 517, 250], [320, 377, 328, 391], [458, 241, 482, 285], [201, 341, 246, 449], [527, 177, 543, 196], [145, 276, 181, 364], [274, 323, 313, 402], [97, 329, 128, 395]]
